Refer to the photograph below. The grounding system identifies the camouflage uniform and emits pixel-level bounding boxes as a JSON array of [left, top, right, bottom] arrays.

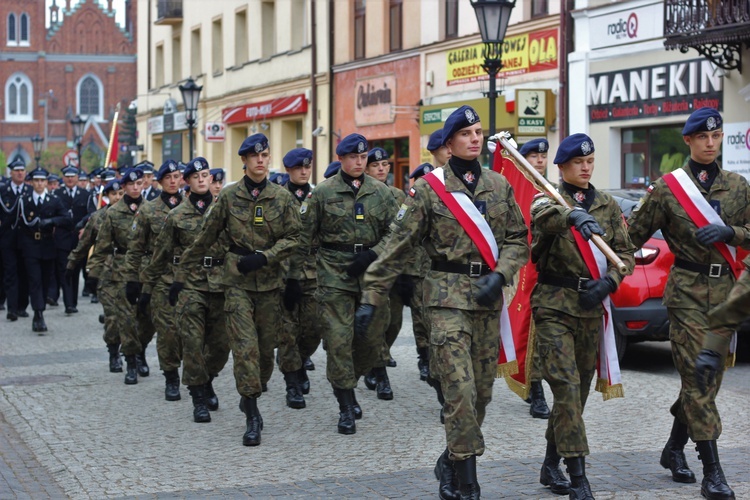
[[628, 164, 750, 441], [290, 171, 398, 390], [531, 187, 635, 457], [175, 180, 300, 398], [707, 254, 750, 336], [361, 166, 529, 460]]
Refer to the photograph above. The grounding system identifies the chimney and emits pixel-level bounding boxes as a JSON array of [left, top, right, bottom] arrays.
[[65, 0, 71, 10]]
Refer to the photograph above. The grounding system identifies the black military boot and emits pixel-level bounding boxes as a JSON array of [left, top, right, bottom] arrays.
[[333, 388, 356, 435], [107, 343, 123, 373], [529, 381, 551, 419], [241, 396, 263, 446], [283, 371, 306, 409], [696, 440, 735, 499], [32, 310, 48, 333], [188, 385, 211, 423], [374, 366, 394, 400], [298, 367, 310, 395], [7, 310, 18, 321], [135, 347, 150, 377], [434, 448, 460, 500], [660, 417, 696, 483], [364, 369, 377, 390], [352, 389, 363, 420], [163, 370, 181, 401], [303, 356, 315, 370], [454, 455, 480, 499], [205, 375, 219, 411], [417, 346, 430, 381], [98, 314, 105, 324], [540, 441, 571, 495], [124, 355, 138, 385], [565, 457, 594, 500]]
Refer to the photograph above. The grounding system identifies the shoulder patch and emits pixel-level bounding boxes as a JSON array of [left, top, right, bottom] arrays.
[[646, 183, 656, 193], [300, 201, 308, 214], [131, 220, 138, 231], [531, 196, 552, 209], [408, 187, 416, 198], [396, 203, 408, 221]]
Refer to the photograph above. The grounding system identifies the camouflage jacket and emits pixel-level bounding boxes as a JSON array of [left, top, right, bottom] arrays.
[[628, 164, 750, 311], [388, 184, 429, 278], [87, 197, 142, 282], [531, 187, 635, 318], [290, 171, 399, 293], [122, 195, 179, 284], [174, 179, 300, 292], [361, 166, 529, 311], [143, 199, 227, 293], [68, 207, 112, 281]]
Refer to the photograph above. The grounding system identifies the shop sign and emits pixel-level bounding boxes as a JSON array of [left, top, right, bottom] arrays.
[[422, 106, 459, 125], [222, 94, 308, 125], [354, 74, 396, 126], [589, 3, 663, 49], [205, 122, 226, 142], [147, 112, 187, 134], [722, 122, 750, 181], [446, 28, 558, 86], [587, 59, 722, 123], [518, 118, 546, 134]]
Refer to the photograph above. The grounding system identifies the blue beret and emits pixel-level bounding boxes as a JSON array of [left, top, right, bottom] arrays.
[[269, 172, 289, 185], [336, 133, 368, 156], [101, 169, 117, 182], [103, 179, 122, 193], [121, 167, 144, 184], [117, 165, 129, 175], [367, 147, 390, 164], [9, 158, 26, 170], [155, 159, 180, 181], [78, 171, 89, 180], [183, 157, 210, 180], [62, 166, 79, 177], [441, 105, 481, 145], [409, 162, 434, 179], [177, 162, 187, 172], [210, 168, 225, 183], [47, 174, 61, 183], [324, 161, 341, 179], [682, 107, 722, 135], [519, 138, 549, 156], [554, 133, 595, 165], [238, 133, 269, 156], [283, 148, 313, 168], [427, 130, 444, 152], [31, 168, 49, 180]]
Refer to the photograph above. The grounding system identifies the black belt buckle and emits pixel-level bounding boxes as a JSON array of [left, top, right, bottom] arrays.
[[709, 264, 722, 278], [34, 232, 41, 240], [577, 277, 590, 293], [203, 256, 213, 268], [172, 256, 181, 265], [469, 262, 482, 277], [354, 244, 364, 253]]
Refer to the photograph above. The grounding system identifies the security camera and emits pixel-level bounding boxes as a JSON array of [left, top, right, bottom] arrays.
[[312, 126, 324, 137]]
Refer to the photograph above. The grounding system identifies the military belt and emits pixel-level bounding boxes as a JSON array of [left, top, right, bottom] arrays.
[[113, 247, 127, 255], [431, 261, 492, 277], [321, 242, 373, 253], [228, 245, 263, 256], [537, 273, 591, 293], [23, 229, 52, 240], [202, 257, 224, 268], [674, 258, 731, 278]]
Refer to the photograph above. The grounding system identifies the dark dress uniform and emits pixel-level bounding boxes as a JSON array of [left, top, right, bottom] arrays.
[[0, 174, 31, 319]]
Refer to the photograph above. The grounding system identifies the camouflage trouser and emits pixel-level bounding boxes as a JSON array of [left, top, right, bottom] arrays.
[[315, 286, 387, 390], [278, 279, 321, 373], [708, 271, 750, 333], [98, 278, 120, 346], [428, 306, 500, 461], [535, 307, 600, 458], [374, 289, 403, 366], [412, 278, 430, 349], [224, 287, 280, 398], [151, 281, 183, 372], [177, 289, 230, 386], [668, 308, 731, 441], [528, 333, 542, 383], [114, 282, 156, 356]]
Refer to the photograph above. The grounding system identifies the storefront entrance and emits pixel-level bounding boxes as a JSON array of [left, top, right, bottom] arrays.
[[621, 125, 686, 188], [370, 137, 410, 191]]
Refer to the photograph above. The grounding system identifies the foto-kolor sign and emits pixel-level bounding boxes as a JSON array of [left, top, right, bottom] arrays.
[[355, 75, 396, 126], [589, 2, 663, 49], [722, 122, 750, 182]]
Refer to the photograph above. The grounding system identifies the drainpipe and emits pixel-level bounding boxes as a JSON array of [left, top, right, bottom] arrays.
[[559, 0, 574, 137], [310, 0, 318, 166]]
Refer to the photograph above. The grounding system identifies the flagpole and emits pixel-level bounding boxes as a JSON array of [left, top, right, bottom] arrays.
[[98, 102, 121, 210]]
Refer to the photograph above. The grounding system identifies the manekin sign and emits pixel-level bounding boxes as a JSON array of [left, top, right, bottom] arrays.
[[587, 59, 723, 122]]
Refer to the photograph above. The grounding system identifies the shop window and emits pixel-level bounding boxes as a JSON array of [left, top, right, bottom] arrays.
[[621, 125, 687, 188], [354, 0, 366, 59], [389, 0, 402, 52], [5, 72, 33, 122], [531, 0, 548, 18], [445, 0, 458, 39], [370, 137, 409, 190]]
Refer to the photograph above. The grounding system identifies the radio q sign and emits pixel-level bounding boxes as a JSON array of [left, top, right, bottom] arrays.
[[205, 122, 226, 143]]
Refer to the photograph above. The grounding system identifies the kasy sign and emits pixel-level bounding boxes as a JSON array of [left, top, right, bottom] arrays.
[[589, 3, 663, 49]]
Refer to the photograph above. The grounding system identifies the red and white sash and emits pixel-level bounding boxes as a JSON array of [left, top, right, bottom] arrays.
[[423, 168, 518, 375], [571, 230, 624, 400]]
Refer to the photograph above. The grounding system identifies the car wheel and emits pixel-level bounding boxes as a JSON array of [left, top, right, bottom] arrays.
[[614, 329, 628, 363]]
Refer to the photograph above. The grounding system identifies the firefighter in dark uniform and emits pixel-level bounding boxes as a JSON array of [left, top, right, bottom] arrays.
[[1, 158, 31, 321]]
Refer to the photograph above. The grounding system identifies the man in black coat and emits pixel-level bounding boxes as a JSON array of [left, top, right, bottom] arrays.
[[0, 158, 31, 321]]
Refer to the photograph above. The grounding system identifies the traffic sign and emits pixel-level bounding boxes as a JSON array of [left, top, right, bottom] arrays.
[[205, 122, 226, 142], [63, 149, 79, 167]]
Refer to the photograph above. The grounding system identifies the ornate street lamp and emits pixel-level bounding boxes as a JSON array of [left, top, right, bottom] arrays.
[[31, 134, 44, 167], [179, 78, 203, 160], [470, 0, 516, 136], [70, 115, 85, 167]]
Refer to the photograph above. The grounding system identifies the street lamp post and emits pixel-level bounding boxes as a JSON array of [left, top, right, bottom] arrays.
[[470, 0, 516, 137], [70, 115, 85, 167], [31, 134, 44, 167], [179, 78, 203, 161]]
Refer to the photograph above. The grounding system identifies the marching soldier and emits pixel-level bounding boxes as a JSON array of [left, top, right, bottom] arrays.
[[324, 161, 341, 179], [289, 133, 398, 436], [171, 134, 300, 446], [209, 168, 225, 200], [0, 158, 31, 321], [628, 108, 749, 499], [18, 168, 74, 333], [427, 129, 451, 168]]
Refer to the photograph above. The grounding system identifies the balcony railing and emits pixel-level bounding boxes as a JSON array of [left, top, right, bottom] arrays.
[[664, 0, 750, 71], [155, 0, 183, 25]]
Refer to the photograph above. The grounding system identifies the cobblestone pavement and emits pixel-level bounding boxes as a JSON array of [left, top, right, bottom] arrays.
[[1, 298, 748, 499]]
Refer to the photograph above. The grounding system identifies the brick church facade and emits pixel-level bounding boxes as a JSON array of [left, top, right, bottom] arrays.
[[0, 0, 136, 170]]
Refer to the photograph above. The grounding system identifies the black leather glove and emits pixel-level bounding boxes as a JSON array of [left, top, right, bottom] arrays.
[[168, 282, 184, 307], [354, 304, 376, 339], [137, 293, 151, 316], [39, 218, 54, 229], [64, 267, 78, 286], [568, 209, 605, 241], [393, 275, 415, 307], [578, 276, 617, 310], [283, 279, 303, 311], [695, 349, 722, 395], [85, 276, 99, 292], [125, 281, 142, 305], [346, 250, 377, 277], [696, 224, 734, 246], [476, 272, 505, 307], [237, 253, 267, 274]]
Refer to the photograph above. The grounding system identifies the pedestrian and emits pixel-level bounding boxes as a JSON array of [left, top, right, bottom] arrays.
[[628, 107, 749, 499], [171, 134, 300, 446], [355, 105, 529, 498], [0, 158, 31, 321]]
